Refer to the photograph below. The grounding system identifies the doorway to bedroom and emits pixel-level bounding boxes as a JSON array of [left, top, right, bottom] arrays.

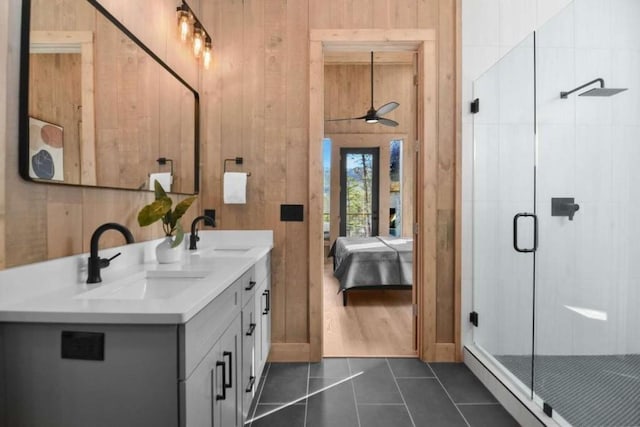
[[322, 52, 417, 357]]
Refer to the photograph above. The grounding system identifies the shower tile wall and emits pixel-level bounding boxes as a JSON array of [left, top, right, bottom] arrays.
[[463, 0, 640, 356]]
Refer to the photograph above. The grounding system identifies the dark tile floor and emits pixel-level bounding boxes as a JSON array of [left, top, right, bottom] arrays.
[[246, 358, 519, 427]]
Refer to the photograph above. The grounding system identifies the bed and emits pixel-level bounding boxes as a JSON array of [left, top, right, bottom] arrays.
[[330, 236, 413, 306]]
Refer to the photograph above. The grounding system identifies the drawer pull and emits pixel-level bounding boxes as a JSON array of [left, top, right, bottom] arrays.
[[245, 375, 256, 393], [215, 361, 226, 401], [245, 280, 257, 291], [262, 289, 270, 315], [223, 351, 233, 389], [246, 323, 256, 336]]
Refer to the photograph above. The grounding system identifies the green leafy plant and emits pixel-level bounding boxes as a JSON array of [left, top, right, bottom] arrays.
[[137, 180, 197, 248]]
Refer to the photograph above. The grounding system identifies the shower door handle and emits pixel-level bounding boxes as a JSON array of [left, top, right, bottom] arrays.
[[513, 213, 538, 253]]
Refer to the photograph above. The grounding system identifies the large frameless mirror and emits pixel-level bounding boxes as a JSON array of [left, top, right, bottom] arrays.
[[19, 0, 199, 194]]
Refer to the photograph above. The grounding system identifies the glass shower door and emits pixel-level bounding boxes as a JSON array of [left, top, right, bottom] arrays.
[[472, 33, 537, 396]]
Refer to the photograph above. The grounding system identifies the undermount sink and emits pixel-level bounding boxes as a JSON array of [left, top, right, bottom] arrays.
[[75, 270, 206, 300], [199, 247, 252, 257]]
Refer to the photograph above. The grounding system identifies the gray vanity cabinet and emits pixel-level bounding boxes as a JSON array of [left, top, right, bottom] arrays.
[[0, 251, 272, 427]]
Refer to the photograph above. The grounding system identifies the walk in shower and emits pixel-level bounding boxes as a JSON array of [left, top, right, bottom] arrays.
[[470, 1, 640, 425]]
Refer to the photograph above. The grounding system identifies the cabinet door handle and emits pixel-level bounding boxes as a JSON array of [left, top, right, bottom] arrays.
[[223, 351, 232, 389], [245, 280, 256, 291], [246, 323, 256, 336], [215, 361, 226, 401], [262, 289, 270, 315], [245, 375, 256, 393]]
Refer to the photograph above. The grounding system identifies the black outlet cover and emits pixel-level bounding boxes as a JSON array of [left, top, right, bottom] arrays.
[[61, 331, 105, 361], [280, 204, 304, 222]]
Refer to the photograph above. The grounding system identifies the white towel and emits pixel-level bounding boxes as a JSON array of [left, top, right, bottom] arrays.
[[224, 172, 247, 204], [149, 172, 172, 192]]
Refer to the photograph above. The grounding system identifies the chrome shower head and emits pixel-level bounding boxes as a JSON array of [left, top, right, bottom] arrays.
[[579, 87, 628, 97], [561, 78, 627, 99]]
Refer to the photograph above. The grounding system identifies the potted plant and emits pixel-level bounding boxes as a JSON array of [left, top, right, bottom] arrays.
[[138, 180, 197, 263]]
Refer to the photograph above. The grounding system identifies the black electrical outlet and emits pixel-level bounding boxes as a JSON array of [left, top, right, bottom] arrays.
[[280, 204, 304, 222], [204, 209, 216, 226], [61, 331, 105, 361]]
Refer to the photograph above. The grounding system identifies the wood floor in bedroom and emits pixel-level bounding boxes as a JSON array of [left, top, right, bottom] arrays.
[[323, 263, 415, 357]]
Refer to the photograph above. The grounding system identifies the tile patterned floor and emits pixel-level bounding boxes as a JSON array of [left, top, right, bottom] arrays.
[[246, 358, 519, 427]]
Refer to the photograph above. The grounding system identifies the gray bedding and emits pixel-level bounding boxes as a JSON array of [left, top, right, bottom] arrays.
[[332, 236, 413, 292]]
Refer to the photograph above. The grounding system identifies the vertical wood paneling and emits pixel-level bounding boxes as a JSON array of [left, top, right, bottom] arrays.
[[46, 187, 83, 259], [0, 0, 7, 269], [417, 0, 438, 29], [218, 0, 244, 229], [435, 0, 456, 344], [389, 0, 418, 28], [308, 40, 325, 359], [199, 0, 222, 218], [418, 40, 438, 361], [243, 0, 265, 228], [285, 0, 310, 343], [264, 0, 288, 344]]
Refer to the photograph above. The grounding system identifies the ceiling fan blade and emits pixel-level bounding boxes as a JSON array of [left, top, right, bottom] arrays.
[[377, 117, 399, 127], [376, 101, 399, 116], [325, 117, 362, 122]]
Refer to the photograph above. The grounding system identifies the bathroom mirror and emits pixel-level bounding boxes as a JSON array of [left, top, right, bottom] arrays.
[[19, 0, 199, 194]]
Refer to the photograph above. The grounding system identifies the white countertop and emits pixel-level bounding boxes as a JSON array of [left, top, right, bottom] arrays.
[[0, 230, 272, 325]]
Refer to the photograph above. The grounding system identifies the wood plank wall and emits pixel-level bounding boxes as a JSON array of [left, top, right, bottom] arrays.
[[0, 0, 8, 271], [2, 0, 459, 359]]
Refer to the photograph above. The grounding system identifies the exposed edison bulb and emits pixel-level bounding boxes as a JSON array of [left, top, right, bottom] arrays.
[[193, 25, 205, 58], [203, 39, 212, 70], [176, 6, 191, 42]]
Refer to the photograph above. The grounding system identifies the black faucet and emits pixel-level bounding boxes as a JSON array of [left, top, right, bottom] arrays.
[[87, 223, 135, 284], [189, 216, 215, 250]]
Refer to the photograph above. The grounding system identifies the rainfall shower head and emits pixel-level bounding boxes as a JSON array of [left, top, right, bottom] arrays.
[[579, 87, 628, 97], [561, 78, 627, 99]]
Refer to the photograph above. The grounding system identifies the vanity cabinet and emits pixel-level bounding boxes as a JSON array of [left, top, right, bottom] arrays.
[[181, 315, 241, 427], [0, 251, 272, 427], [241, 253, 271, 420]]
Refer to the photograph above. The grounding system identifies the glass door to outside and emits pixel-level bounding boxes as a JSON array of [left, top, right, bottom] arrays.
[[340, 147, 380, 237]]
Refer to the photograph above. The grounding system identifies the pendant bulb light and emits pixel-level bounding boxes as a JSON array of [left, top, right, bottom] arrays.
[[176, 2, 212, 70], [176, 4, 191, 42], [203, 37, 212, 70], [193, 24, 204, 58]]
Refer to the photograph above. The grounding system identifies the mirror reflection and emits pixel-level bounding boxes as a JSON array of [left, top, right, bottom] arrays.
[[21, 0, 199, 194]]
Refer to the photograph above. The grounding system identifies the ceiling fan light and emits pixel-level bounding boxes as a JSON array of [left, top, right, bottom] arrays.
[[365, 118, 378, 124]]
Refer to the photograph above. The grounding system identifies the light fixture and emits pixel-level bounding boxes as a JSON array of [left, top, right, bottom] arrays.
[[203, 37, 212, 70], [192, 24, 204, 57], [176, 4, 191, 42], [176, 1, 213, 69]]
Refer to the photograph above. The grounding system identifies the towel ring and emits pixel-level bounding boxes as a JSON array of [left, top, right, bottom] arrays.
[[224, 157, 251, 176]]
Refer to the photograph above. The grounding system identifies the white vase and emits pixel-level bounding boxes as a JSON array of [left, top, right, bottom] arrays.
[[155, 236, 182, 264]]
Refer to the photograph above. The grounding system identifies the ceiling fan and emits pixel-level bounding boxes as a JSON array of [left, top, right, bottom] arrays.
[[326, 52, 400, 127]]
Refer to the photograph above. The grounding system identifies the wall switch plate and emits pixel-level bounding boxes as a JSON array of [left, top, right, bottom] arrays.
[[204, 209, 216, 226], [280, 204, 304, 222]]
